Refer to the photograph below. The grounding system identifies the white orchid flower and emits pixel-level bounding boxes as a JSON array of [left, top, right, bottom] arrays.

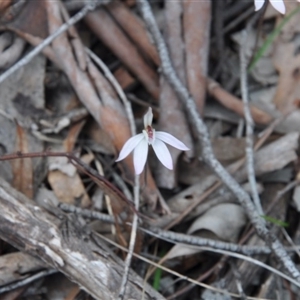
[[116, 108, 189, 175], [254, 0, 285, 14]]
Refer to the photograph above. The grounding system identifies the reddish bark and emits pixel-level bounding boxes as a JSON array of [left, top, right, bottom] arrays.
[[207, 78, 273, 125], [183, 0, 211, 115], [107, 1, 160, 66], [156, 0, 194, 189], [85, 9, 159, 100]]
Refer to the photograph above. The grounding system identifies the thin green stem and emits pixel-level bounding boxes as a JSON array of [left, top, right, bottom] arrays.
[[249, 6, 300, 71]]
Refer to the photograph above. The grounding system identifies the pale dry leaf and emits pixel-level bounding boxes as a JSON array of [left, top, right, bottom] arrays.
[[164, 203, 247, 260], [48, 160, 91, 207], [234, 132, 299, 178], [0, 252, 45, 286], [250, 87, 300, 133], [48, 170, 90, 207], [63, 119, 86, 152], [165, 243, 201, 260], [0, 33, 26, 69], [187, 203, 247, 242], [47, 122, 91, 207], [292, 185, 300, 212], [35, 186, 60, 208], [80, 152, 94, 165], [91, 187, 104, 210], [48, 156, 77, 177]]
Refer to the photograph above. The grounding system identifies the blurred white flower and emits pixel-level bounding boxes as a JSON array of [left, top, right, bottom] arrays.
[[254, 0, 285, 14], [116, 108, 189, 175]]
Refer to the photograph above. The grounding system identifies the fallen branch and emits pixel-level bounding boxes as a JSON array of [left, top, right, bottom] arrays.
[[136, 0, 300, 281], [0, 177, 164, 300]]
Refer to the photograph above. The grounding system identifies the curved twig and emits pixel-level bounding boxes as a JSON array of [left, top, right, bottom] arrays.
[[136, 0, 300, 281]]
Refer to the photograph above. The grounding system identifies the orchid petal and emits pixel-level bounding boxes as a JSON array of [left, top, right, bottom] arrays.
[[152, 139, 173, 170], [143, 107, 153, 128], [254, 0, 265, 11], [116, 133, 144, 162], [270, 0, 285, 14], [155, 131, 189, 151], [133, 139, 148, 174]]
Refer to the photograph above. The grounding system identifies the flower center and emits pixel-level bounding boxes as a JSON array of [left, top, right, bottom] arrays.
[[146, 125, 153, 139], [143, 125, 155, 145]]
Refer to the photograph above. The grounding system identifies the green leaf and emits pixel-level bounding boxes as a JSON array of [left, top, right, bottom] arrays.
[[152, 248, 167, 291], [261, 215, 289, 228], [153, 266, 163, 291]]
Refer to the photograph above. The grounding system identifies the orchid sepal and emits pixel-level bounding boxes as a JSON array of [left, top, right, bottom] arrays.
[[116, 133, 144, 162]]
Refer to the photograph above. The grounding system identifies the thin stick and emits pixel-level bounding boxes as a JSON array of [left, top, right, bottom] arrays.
[[58, 203, 300, 256], [0, 0, 110, 84], [195, 246, 300, 289], [0, 151, 139, 216], [138, 227, 300, 290], [86, 47, 136, 136], [89, 47, 141, 298], [118, 174, 140, 300], [59, 203, 116, 223], [141, 227, 271, 256], [282, 228, 300, 260], [112, 172, 133, 201], [95, 159, 116, 235], [0, 269, 57, 294], [136, 0, 300, 280], [239, 30, 263, 215]]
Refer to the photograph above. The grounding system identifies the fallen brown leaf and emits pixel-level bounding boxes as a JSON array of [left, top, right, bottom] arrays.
[[11, 123, 33, 199]]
